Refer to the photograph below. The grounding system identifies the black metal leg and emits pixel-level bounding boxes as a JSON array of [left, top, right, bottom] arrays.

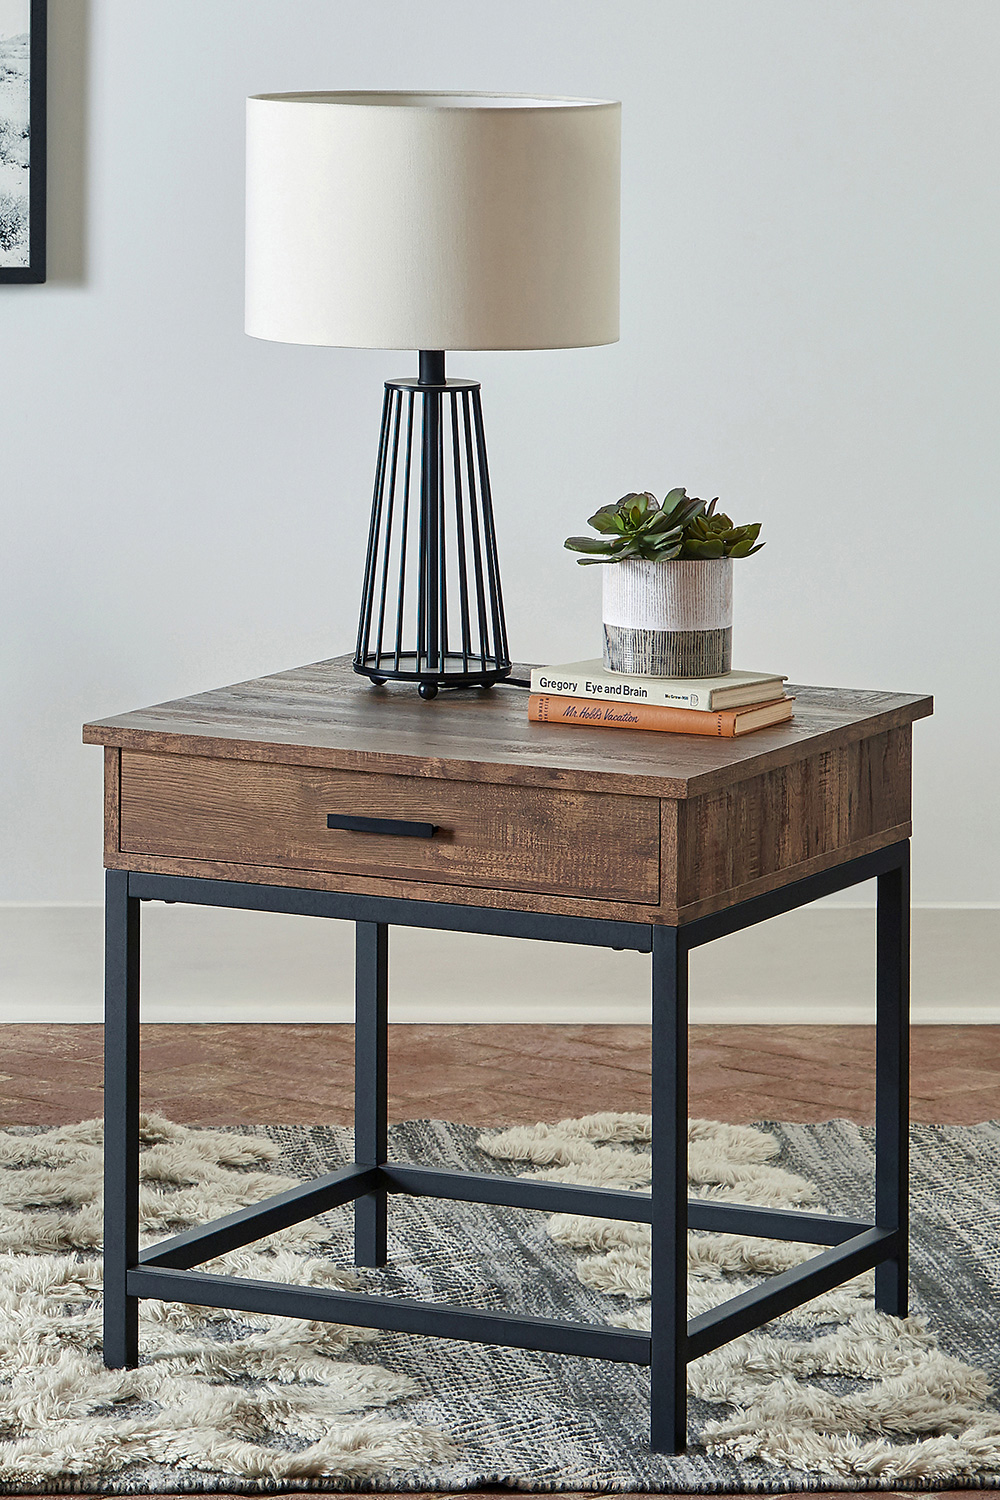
[[103, 869, 140, 1368], [650, 925, 688, 1454], [355, 921, 389, 1266], [102, 848, 910, 1446], [875, 844, 910, 1316]]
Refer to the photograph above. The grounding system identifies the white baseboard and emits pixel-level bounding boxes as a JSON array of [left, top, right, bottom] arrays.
[[0, 904, 997, 1024]]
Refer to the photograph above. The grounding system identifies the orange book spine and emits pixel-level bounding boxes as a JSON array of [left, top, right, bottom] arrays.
[[528, 693, 743, 736]]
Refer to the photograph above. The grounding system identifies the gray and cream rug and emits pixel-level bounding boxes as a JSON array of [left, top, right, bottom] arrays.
[[0, 1110, 999, 1491]]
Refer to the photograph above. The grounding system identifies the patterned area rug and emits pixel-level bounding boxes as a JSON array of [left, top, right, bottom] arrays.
[[0, 1111, 998, 1492]]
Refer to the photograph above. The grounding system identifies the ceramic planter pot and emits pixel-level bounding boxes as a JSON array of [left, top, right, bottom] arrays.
[[602, 557, 733, 677]]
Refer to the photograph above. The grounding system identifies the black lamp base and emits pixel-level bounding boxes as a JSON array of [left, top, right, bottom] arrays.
[[353, 351, 511, 698]]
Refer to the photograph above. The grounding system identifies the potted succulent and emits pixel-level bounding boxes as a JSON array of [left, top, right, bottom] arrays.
[[565, 489, 763, 677]]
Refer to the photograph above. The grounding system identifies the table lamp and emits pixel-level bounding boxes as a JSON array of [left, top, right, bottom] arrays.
[[246, 91, 620, 698]]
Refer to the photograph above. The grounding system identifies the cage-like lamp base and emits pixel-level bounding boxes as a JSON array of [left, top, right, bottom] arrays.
[[353, 351, 511, 700]]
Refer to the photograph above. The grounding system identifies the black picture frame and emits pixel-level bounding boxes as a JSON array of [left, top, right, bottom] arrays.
[[0, 0, 46, 283]]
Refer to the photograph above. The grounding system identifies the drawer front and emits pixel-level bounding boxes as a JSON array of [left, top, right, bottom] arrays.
[[119, 753, 661, 904]]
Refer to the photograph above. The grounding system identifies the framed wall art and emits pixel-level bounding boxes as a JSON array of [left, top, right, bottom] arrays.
[[0, 0, 45, 283]]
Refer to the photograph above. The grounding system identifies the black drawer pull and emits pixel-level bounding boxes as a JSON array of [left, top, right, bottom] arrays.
[[327, 813, 439, 839]]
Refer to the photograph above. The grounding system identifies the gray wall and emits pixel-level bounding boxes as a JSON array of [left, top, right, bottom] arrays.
[[2, 0, 998, 903]]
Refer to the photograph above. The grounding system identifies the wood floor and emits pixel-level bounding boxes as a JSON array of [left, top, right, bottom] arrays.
[[1, 1023, 998, 1128], [3, 1024, 994, 1500]]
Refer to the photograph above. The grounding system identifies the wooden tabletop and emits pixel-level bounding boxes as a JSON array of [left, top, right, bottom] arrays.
[[84, 655, 933, 800]]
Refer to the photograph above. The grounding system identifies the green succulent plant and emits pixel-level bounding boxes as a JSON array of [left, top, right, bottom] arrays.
[[564, 488, 764, 565], [677, 497, 764, 560]]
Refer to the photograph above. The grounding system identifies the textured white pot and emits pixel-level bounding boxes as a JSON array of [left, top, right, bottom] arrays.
[[602, 557, 733, 677]]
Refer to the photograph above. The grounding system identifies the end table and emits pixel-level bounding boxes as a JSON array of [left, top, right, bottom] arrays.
[[84, 657, 932, 1453]]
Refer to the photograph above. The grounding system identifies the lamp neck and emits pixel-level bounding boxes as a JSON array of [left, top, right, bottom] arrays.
[[418, 349, 446, 386]]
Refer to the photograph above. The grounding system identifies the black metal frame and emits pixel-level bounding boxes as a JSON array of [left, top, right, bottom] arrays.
[[0, 0, 46, 285], [103, 840, 909, 1454], [353, 350, 511, 699]]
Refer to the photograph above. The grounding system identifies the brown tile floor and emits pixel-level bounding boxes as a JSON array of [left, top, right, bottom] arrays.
[[3, 1024, 996, 1500], [1, 1023, 998, 1128]]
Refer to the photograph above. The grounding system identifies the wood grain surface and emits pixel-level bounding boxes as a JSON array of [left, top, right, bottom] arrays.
[[673, 727, 912, 909], [103, 747, 120, 864], [83, 656, 933, 800], [98, 832, 913, 926], [109, 737, 913, 924], [118, 751, 661, 905], [3, 1023, 998, 1129], [89, 657, 932, 924]]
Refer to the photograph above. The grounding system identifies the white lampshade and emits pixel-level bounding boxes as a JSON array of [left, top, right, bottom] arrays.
[[245, 91, 620, 352]]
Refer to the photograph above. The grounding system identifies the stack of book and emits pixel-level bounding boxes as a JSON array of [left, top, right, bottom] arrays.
[[527, 660, 794, 738]]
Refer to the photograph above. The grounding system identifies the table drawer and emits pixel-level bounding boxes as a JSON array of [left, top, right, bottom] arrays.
[[118, 752, 661, 904]]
